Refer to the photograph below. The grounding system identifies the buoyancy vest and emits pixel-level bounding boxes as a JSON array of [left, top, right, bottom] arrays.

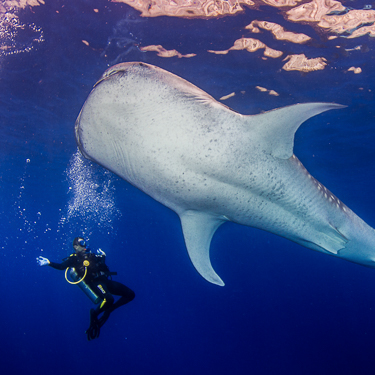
[[70, 252, 110, 281]]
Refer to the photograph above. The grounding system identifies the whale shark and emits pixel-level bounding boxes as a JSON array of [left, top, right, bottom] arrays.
[[75, 62, 375, 286]]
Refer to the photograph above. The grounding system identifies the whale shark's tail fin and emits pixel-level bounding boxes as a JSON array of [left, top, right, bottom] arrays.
[[249, 103, 346, 159], [179, 211, 226, 286]]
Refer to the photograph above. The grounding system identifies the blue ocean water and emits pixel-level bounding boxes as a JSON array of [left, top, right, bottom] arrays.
[[1, 1, 375, 374]]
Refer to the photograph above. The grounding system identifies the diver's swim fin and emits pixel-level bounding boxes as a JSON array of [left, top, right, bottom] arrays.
[[98, 310, 111, 328], [86, 308, 100, 341]]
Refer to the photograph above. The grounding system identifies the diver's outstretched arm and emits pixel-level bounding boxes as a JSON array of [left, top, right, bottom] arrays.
[[36, 255, 74, 270]]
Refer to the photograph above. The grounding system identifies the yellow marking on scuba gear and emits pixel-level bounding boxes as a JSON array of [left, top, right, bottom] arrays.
[[65, 266, 88, 285], [100, 298, 107, 309], [97, 284, 106, 294], [83, 260, 90, 267]]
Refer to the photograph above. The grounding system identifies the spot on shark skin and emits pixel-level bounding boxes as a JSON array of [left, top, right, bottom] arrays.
[[75, 62, 375, 286]]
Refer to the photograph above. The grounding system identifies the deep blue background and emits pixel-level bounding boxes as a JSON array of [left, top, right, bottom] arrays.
[[1, 1, 375, 374]]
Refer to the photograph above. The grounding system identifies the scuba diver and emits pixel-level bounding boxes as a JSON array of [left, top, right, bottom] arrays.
[[36, 237, 135, 341]]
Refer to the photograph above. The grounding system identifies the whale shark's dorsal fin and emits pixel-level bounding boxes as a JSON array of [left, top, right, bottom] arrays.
[[248, 103, 346, 159], [179, 211, 226, 286]]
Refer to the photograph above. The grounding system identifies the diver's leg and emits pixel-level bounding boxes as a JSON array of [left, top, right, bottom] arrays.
[[86, 279, 115, 332], [106, 280, 135, 312], [85, 280, 115, 340], [91, 279, 115, 317]]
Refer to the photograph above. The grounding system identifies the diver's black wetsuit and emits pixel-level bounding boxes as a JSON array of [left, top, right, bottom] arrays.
[[48, 252, 135, 331]]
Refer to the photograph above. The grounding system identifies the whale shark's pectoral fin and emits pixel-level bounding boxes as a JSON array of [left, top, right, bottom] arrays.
[[179, 211, 226, 286], [251, 103, 346, 159]]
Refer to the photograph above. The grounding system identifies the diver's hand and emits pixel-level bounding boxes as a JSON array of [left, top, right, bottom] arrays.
[[36, 256, 50, 266], [97, 249, 106, 256]]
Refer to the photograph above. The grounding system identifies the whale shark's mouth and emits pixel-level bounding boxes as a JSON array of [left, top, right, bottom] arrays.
[[74, 110, 92, 162]]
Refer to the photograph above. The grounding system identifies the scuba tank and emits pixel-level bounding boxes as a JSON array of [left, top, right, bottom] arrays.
[[67, 268, 104, 305]]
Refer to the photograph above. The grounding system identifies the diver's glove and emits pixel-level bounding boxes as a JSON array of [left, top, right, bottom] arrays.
[[36, 256, 50, 266], [97, 249, 106, 256]]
